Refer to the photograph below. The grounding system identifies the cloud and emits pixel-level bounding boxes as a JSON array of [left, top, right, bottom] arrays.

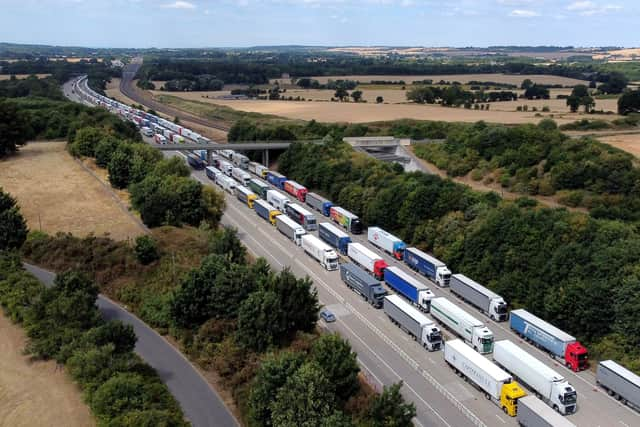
[[566, 1, 621, 15], [566, 0, 595, 10], [498, 0, 534, 4], [509, 9, 540, 17], [161, 1, 196, 9]]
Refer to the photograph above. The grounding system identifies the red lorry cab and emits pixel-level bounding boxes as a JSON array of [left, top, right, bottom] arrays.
[[566, 341, 589, 372], [284, 180, 308, 202]]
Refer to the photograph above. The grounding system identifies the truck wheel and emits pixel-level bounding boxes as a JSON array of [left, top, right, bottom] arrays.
[[502, 406, 508, 414], [553, 405, 559, 413], [608, 389, 614, 396], [485, 393, 491, 400]]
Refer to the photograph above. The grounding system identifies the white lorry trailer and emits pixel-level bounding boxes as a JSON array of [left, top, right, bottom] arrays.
[[301, 234, 339, 271], [266, 190, 291, 212], [275, 214, 306, 246], [517, 395, 577, 427], [444, 339, 525, 417], [493, 340, 577, 414], [346, 242, 388, 280], [232, 167, 251, 185], [430, 297, 494, 354], [383, 295, 442, 351], [450, 273, 509, 321]]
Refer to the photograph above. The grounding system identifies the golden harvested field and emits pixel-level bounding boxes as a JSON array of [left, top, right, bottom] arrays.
[[272, 73, 589, 86], [0, 312, 95, 427], [0, 74, 51, 80], [180, 97, 618, 125], [0, 141, 146, 240], [597, 133, 640, 158], [105, 78, 139, 106]]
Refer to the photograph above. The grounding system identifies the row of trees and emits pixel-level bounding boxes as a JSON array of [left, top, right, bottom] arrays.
[[277, 138, 640, 373], [0, 253, 187, 425], [406, 85, 517, 107]]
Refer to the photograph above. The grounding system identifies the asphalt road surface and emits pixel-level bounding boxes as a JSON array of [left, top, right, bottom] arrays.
[[23, 263, 238, 427], [69, 77, 640, 427]]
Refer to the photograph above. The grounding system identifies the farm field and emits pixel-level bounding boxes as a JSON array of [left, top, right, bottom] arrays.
[[0, 141, 146, 240], [0, 312, 95, 427], [105, 77, 139, 106], [166, 96, 620, 125], [597, 133, 640, 158], [0, 73, 51, 80], [271, 73, 590, 86]]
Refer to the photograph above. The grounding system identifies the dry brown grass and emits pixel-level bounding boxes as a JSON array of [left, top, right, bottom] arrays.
[[0, 74, 51, 80], [0, 312, 95, 427], [597, 133, 640, 158], [0, 141, 146, 241], [105, 78, 139, 107]]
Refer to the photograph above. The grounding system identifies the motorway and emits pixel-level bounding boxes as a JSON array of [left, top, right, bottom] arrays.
[[23, 263, 238, 427], [71, 76, 640, 427]]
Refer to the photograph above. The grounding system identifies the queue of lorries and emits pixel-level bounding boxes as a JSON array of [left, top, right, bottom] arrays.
[[77, 76, 640, 427]]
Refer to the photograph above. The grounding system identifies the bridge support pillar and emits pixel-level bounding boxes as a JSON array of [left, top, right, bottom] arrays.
[[263, 149, 269, 166], [207, 150, 214, 166]]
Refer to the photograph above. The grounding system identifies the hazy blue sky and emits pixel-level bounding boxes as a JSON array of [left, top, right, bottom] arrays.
[[1, 0, 638, 48]]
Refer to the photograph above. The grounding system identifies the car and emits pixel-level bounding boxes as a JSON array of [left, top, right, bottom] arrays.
[[320, 309, 336, 323]]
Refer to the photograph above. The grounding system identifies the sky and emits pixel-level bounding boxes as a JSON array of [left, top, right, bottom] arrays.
[[0, 0, 638, 48]]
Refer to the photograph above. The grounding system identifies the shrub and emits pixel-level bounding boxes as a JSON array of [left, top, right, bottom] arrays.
[[135, 235, 159, 265]]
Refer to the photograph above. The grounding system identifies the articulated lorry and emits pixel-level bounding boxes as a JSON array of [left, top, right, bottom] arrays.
[[404, 247, 451, 287], [444, 339, 525, 417], [266, 171, 287, 189], [367, 227, 406, 260], [596, 360, 640, 411], [347, 243, 388, 280], [301, 234, 339, 271], [340, 263, 387, 308], [248, 178, 270, 199], [285, 203, 317, 231], [187, 153, 205, 170], [266, 190, 291, 212], [450, 273, 508, 321], [306, 192, 333, 217], [384, 266, 434, 312], [215, 174, 237, 194], [319, 222, 351, 255], [231, 152, 249, 170], [384, 295, 442, 351], [330, 206, 363, 234], [205, 166, 222, 182], [284, 180, 308, 202], [275, 214, 306, 246], [235, 186, 257, 209], [254, 199, 281, 226], [517, 396, 577, 427], [430, 297, 494, 354], [232, 167, 251, 186], [248, 161, 268, 178], [510, 309, 588, 372], [493, 340, 577, 415]]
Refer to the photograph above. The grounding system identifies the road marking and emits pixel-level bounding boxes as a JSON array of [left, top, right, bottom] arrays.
[[494, 414, 506, 424]]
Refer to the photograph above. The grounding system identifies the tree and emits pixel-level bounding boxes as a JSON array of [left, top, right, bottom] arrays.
[[236, 290, 281, 351], [94, 136, 120, 168], [107, 409, 188, 427], [406, 87, 435, 104], [334, 87, 349, 101], [0, 188, 28, 251], [152, 157, 191, 177], [210, 226, 246, 263], [524, 84, 550, 100], [376, 96, 384, 104], [66, 343, 133, 395], [521, 79, 533, 90], [366, 382, 416, 427], [248, 351, 305, 425], [618, 89, 640, 115], [270, 363, 337, 427], [69, 126, 107, 157], [201, 186, 225, 227], [135, 235, 159, 265], [0, 99, 31, 157], [173, 116, 180, 124], [311, 333, 360, 400], [599, 71, 628, 94], [108, 148, 131, 189], [351, 90, 363, 103], [567, 85, 594, 112]]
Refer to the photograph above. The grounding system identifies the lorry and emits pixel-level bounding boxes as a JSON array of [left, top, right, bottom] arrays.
[[300, 234, 339, 271], [215, 174, 236, 194], [330, 206, 363, 234], [248, 178, 271, 199], [493, 340, 577, 414], [275, 214, 306, 246], [596, 360, 640, 411], [509, 309, 588, 372], [517, 395, 577, 427], [187, 153, 205, 170], [266, 190, 291, 212], [218, 160, 233, 177], [248, 161, 268, 178], [232, 167, 252, 185], [254, 199, 281, 226], [284, 203, 318, 231], [367, 227, 406, 260], [231, 153, 250, 169], [347, 243, 388, 280], [154, 134, 167, 144], [172, 134, 185, 144], [444, 339, 525, 417], [450, 274, 508, 322], [205, 166, 222, 182], [305, 192, 333, 216], [318, 222, 351, 255], [403, 247, 451, 287], [266, 171, 287, 189], [383, 295, 442, 351], [384, 266, 434, 312], [430, 297, 494, 354], [284, 180, 308, 202], [235, 186, 258, 209], [340, 263, 387, 308]]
